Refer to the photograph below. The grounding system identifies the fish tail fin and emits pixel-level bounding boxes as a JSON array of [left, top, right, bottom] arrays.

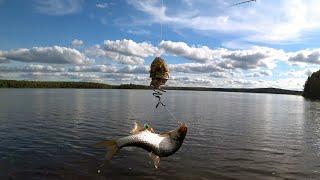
[[93, 140, 119, 160]]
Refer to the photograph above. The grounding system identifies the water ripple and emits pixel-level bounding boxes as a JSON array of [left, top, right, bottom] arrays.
[[0, 89, 320, 179]]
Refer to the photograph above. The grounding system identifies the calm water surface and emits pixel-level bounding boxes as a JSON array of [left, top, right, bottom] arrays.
[[0, 89, 320, 179]]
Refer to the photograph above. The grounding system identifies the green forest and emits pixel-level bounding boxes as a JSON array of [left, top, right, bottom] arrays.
[[0, 80, 113, 89], [0, 79, 303, 96], [303, 70, 320, 99]]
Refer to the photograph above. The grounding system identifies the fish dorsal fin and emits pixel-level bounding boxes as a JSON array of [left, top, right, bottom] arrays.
[[130, 121, 144, 134], [149, 152, 160, 169], [159, 130, 173, 136]]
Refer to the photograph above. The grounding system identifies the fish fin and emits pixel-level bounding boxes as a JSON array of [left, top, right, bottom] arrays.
[[130, 121, 144, 134], [149, 152, 160, 169], [93, 140, 118, 160], [159, 130, 174, 136], [148, 127, 155, 133]]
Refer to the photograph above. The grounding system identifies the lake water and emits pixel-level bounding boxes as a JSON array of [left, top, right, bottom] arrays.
[[0, 89, 320, 179]]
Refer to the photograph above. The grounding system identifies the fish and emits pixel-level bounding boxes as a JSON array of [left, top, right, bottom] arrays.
[[94, 122, 188, 168]]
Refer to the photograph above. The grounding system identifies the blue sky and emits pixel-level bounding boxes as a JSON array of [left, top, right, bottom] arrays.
[[1, 0, 320, 90]]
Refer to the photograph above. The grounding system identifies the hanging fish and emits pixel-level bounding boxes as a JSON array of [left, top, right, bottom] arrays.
[[149, 57, 170, 108], [94, 121, 188, 169]]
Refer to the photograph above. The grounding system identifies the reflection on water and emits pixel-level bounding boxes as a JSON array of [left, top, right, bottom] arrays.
[[0, 89, 320, 179]]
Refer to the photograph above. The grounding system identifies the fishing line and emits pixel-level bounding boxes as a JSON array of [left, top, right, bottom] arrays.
[[160, 0, 163, 43], [153, 89, 167, 108], [164, 104, 180, 124]]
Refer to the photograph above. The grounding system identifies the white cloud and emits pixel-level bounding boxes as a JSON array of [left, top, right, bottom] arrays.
[[1, 39, 315, 90], [70, 65, 116, 73], [34, 0, 84, 16], [209, 72, 229, 78], [159, 41, 222, 63], [0, 51, 10, 63], [288, 49, 320, 64], [221, 46, 285, 70], [85, 39, 160, 65], [272, 78, 306, 91], [96, 3, 109, 9], [246, 70, 272, 78], [170, 76, 215, 87], [70, 65, 149, 74], [84, 45, 106, 57], [0, 46, 92, 64], [281, 68, 318, 78], [103, 50, 145, 65], [170, 63, 223, 73], [72, 39, 84, 47], [128, 0, 320, 44], [104, 39, 160, 58], [0, 64, 65, 73], [160, 41, 284, 70], [116, 65, 149, 74]]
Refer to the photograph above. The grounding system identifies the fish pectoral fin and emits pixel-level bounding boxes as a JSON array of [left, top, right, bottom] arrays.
[[130, 121, 144, 134], [149, 152, 160, 169], [93, 140, 119, 160]]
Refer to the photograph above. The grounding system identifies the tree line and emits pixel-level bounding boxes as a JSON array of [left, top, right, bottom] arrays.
[[0, 80, 113, 89], [0, 79, 303, 96], [303, 70, 320, 99]]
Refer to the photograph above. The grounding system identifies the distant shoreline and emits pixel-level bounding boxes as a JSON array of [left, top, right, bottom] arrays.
[[0, 79, 302, 96]]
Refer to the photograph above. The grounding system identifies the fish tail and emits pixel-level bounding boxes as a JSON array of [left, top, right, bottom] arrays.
[[93, 140, 119, 160]]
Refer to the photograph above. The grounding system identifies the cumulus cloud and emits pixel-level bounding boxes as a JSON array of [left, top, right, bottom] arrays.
[[220, 47, 284, 70], [0, 64, 65, 73], [288, 49, 320, 64], [0, 46, 92, 65], [170, 63, 223, 73], [281, 68, 318, 78], [116, 65, 149, 74], [0, 51, 10, 63], [159, 41, 221, 63], [246, 70, 272, 78], [104, 39, 159, 58], [72, 39, 84, 47], [0, 38, 314, 90], [70, 65, 116, 73], [34, 0, 84, 16], [170, 76, 215, 86], [271, 78, 306, 91], [160, 41, 284, 70], [209, 72, 229, 78], [128, 0, 320, 44], [85, 39, 159, 65], [84, 45, 106, 57], [104, 50, 145, 65], [69, 65, 149, 74]]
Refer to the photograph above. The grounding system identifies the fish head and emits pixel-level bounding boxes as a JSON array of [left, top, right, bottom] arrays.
[[176, 123, 188, 140]]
